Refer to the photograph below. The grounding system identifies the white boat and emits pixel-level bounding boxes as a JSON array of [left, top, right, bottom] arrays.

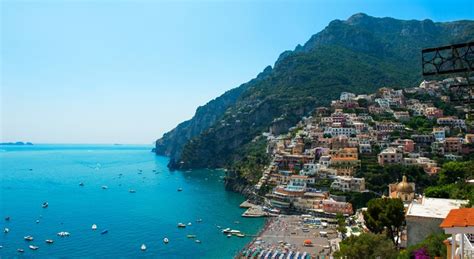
[[140, 244, 146, 251], [129, 189, 136, 193], [227, 234, 232, 238], [45, 239, 54, 244], [177, 188, 183, 192], [187, 222, 192, 226], [29, 245, 39, 250], [79, 182, 84, 186], [24, 236, 34, 241], [57, 231, 70, 237], [195, 240, 201, 243], [36, 220, 40, 224], [230, 229, 241, 234], [163, 237, 169, 244], [92, 224, 97, 230], [196, 219, 203, 223], [177, 223, 186, 228], [235, 233, 245, 237], [42, 202, 48, 208], [222, 228, 232, 233], [4, 228, 9, 233], [101, 186, 108, 189], [17, 248, 24, 253]]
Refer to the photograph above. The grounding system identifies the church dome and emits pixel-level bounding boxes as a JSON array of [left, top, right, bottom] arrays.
[[397, 175, 413, 193]]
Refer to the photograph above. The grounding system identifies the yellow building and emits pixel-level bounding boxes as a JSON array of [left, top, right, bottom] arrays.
[[389, 175, 415, 202]]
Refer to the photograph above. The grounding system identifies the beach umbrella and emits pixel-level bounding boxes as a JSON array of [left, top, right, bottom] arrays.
[[304, 239, 312, 245]]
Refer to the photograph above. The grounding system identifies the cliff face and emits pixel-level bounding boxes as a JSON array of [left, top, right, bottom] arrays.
[[155, 13, 474, 172]]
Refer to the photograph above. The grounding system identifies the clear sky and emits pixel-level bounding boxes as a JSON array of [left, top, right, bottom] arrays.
[[1, 0, 473, 144]]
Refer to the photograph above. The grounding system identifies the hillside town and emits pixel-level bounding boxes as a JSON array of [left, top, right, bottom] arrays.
[[240, 77, 474, 258]]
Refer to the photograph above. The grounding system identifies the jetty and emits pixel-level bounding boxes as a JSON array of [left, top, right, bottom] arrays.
[[241, 200, 268, 217]]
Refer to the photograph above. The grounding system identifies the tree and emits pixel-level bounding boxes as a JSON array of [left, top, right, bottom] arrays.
[[336, 213, 347, 237], [398, 233, 448, 259], [363, 198, 405, 247], [334, 233, 397, 259]]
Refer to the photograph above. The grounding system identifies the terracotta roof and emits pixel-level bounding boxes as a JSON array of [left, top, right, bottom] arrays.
[[440, 208, 474, 228]]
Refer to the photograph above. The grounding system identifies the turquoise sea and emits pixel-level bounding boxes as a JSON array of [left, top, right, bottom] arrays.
[[0, 144, 264, 258]]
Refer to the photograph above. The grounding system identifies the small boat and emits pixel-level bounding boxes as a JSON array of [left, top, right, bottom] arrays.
[[101, 186, 108, 189], [163, 238, 169, 244], [17, 248, 24, 253], [129, 189, 136, 193], [57, 232, 70, 237], [177, 223, 186, 228], [36, 220, 40, 224], [195, 240, 201, 243], [235, 233, 245, 237], [5, 216, 10, 221], [140, 244, 147, 251], [177, 188, 183, 192], [230, 230, 241, 234], [24, 236, 34, 241], [42, 202, 48, 208], [196, 219, 203, 223], [45, 239, 54, 244], [186, 234, 196, 238], [79, 182, 84, 186], [227, 234, 232, 238], [234, 221, 240, 224], [29, 245, 39, 250], [4, 227, 9, 233], [92, 224, 97, 230], [101, 229, 108, 235], [222, 228, 232, 234], [187, 222, 192, 226]]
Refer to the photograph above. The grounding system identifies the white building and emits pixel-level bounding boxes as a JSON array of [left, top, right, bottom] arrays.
[[330, 176, 366, 192]]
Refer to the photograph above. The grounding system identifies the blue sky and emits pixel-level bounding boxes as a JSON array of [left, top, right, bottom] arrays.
[[1, 0, 473, 144]]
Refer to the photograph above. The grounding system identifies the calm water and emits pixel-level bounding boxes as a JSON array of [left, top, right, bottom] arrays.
[[0, 145, 264, 258]]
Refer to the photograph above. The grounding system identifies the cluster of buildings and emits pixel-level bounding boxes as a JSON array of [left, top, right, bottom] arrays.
[[254, 77, 472, 221]]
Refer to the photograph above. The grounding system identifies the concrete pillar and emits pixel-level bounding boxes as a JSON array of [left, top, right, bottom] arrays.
[[452, 234, 456, 259], [460, 233, 464, 259]]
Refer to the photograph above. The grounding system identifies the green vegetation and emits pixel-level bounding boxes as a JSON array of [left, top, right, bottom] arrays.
[[229, 137, 270, 184], [363, 198, 405, 247], [397, 233, 448, 259], [424, 161, 474, 206], [334, 233, 397, 259], [405, 116, 435, 133], [336, 213, 347, 236], [330, 189, 379, 210]]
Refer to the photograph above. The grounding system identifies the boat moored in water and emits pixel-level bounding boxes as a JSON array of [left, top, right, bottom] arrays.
[[57, 232, 70, 237], [4, 228, 9, 233], [129, 189, 136, 193], [45, 239, 54, 244], [24, 236, 34, 241], [29, 245, 39, 250], [42, 202, 48, 208], [177, 223, 186, 228], [101, 230, 108, 235], [186, 234, 196, 238], [17, 248, 24, 253], [163, 237, 169, 244], [140, 244, 146, 251], [222, 228, 232, 234], [92, 224, 97, 230], [101, 186, 108, 190]]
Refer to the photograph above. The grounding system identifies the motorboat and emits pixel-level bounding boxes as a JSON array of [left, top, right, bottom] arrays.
[[177, 223, 186, 228], [222, 228, 232, 234], [101, 186, 108, 189], [230, 230, 241, 234], [5, 216, 10, 221], [177, 188, 183, 192], [57, 232, 70, 237], [29, 245, 39, 250], [227, 234, 232, 238], [187, 222, 192, 226], [140, 244, 146, 251], [92, 224, 97, 230], [24, 236, 34, 241], [101, 229, 108, 234], [17, 248, 24, 253], [79, 182, 84, 186], [45, 239, 54, 244], [36, 220, 40, 224], [129, 189, 136, 193], [42, 202, 48, 208], [186, 235, 196, 239], [4, 228, 9, 233], [163, 237, 169, 244], [235, 233, 245, 237], [195, 240, 201, 243], [196, 219, 203, 223]]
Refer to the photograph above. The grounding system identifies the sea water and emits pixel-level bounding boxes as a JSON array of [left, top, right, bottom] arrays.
[[0, 144, 264, 258]]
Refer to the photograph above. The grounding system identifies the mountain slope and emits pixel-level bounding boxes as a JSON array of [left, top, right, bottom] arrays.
[[155, 13, 474, 172]]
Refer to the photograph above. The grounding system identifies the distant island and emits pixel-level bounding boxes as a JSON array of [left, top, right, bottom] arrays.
[[0, 142, 33, 145]]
